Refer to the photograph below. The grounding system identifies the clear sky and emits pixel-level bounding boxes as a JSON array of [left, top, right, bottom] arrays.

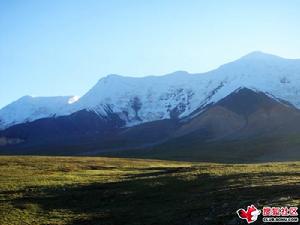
[[1, 0, 300, 108]]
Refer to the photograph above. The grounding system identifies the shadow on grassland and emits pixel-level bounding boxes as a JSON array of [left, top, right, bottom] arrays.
[[7, 170, 300, 225]]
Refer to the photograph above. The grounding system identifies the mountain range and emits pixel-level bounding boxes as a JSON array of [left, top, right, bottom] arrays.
[[1, 51, 300, 162]]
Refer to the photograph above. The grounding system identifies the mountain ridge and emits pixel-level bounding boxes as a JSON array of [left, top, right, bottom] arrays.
[[2, 87, 300, 163], [1, 51, 300, 130]]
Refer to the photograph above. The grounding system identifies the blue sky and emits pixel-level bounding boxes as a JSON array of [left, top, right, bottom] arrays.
[[1, 0, 300, 108]]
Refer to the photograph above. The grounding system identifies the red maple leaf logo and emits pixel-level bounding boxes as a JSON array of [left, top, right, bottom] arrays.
[[237, 205, 261, 224]]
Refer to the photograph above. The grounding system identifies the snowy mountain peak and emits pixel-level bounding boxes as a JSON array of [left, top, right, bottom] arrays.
[[19, 95, 33, 99], [240, 51, 281, 60], [234, 51, 300, 67], [68, 96, 80, 104], [104, 74, 124, 79], [0, 95, 77, 129], [2, 51, 300, 130], [166, 70, 190, 76], [101, 70, 191, 81]]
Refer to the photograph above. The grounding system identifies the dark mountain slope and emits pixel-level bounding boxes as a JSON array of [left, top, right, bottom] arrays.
[[2, 110, 124, 139], [1, 88, 300, 163], [0, 112, 178, 155], [0, 109, 125, 154], [173, 88, 300, 140], [103, 88, 300, 162]]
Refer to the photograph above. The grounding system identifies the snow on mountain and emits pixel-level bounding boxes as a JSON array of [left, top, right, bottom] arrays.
[[0, 95, 78, 129], [1, 51, 300, 129], [67, 71, 202, 125], [68, 51, 300, 125], [204, 51, 300, 107]]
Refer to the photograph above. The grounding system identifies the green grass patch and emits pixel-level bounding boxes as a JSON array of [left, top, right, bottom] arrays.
[[0, 156, 299, 225]]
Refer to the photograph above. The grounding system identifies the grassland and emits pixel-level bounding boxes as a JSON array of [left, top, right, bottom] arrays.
[[0, 156, 299, 225]]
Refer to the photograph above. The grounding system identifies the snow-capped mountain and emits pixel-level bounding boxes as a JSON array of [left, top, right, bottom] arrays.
[[0, 95, 78, 129], [1, 51, 300, 130], [66, 51, 300, 123]]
